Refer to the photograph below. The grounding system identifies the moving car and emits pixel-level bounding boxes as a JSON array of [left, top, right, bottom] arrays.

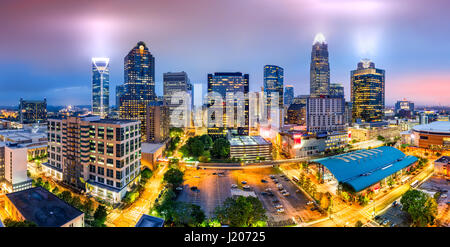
[[241, 181, 247, 184], [243, 185, 251, 190], [231, 184, 238, 189], [261, 179, 268, 183], [276, 208, 285, 213]]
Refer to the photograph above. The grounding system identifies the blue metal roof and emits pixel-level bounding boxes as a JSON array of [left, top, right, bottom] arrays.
[[313, 146, 418, 192]]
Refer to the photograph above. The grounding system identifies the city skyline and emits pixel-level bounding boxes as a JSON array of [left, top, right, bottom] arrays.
[[1, 0, 450, 107]]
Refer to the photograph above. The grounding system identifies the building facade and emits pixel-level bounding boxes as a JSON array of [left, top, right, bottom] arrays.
[[44, 116, 141, 203], [310, 33, 330, 96], [92, 58, 110, 118], [229, 135, 272, 162], [306, 96, 345, 133], [330, 83, 344, 98], [284, 85, 294, 106], [351, 59, 385, 123], [286, 103, 306, 126], [207, 72, 249, 137], [19, 98, 47, 124], [119, 41, 156, 142], [146, 102, 170, 143], [163, 72, 193, 128], [115, 85, 125, 109], [263, 65, 284, 126], [1, 142, 32, 193]]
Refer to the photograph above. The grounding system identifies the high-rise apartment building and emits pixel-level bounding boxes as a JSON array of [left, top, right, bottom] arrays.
[[207, 72, 249, 136], [92, 57, 110, 118], [19, 98, 47, 124], [310, 33, 330, 96], [119, 41, 156, 142], [163, 72, 193, 127], [44, 116, 141, 203], [146, 102, 170, 143], [351, 59, 385, 123], [306, 96, 345, 133], [0, 142, 32, 193]]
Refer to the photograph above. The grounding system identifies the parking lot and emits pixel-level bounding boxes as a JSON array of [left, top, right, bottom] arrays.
[[177, 167, 322, 226], [419, 177, 450, 226], [376, 203, 411, 227]]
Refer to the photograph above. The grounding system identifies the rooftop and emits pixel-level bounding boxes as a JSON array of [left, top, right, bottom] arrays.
[[435, 156, 450, 164], [412, 121, 450, 134], [5, 187, 83, 227], [141, 142, 166, 154], [229, 135, 271, 146], [135, 214, 164, 227], [313, 146, 418, 192], [89, 119, 139, 125]]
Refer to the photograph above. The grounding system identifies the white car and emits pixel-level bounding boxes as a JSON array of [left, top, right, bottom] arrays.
[[243, 185, 251, 190], [231, 184, 238, 189]]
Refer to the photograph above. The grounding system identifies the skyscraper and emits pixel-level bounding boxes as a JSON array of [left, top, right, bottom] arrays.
[[207, 72, 249, 136], [115, 84, 125, 109], [263, 65, 284, 127], [351, 59, 385, 123], [119, 41, 156, 141], [92, 57, 110, 118], [330, 83, 344, 98], [310, 33, 330, 96], [284, 85, 294, 106], [19, 98, 47, 124], [163, 71, 193, 127]]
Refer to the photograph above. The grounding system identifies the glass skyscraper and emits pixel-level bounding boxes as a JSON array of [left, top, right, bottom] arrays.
[[284, 85, 294, 106], [330, 83, 344, 98], [92, 57, 110, 118], [207, 72, 249, 136], [310, 33, 330, 96], [351, 59, 385, 123], [119, 41, 156, 141], [263, 65, 284, 127], [115, 84, 125, 109]]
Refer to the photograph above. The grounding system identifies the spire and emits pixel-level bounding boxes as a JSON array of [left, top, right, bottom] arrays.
[[313, 33, 326, 45]]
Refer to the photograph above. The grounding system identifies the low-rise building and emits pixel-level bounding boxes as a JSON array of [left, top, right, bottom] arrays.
[[411, 121, 450, 149], [141, 142, 167, 171], [229, 135, 272, 162], [434, 156, 449, 178], [349, 125, 401, 142], [135, 214, 165, 227], [3, 187, 84, 227]]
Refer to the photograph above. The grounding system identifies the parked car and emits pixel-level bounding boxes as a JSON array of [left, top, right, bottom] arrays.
[[272, 198, 280, 203], [282, 192, 290, 196], [243, 185, 251, 190], [307, 201, 314, 206], [274, 204, 283, 209], [267, 192, 274, 197], [265, 188, 272, 192], [261, 191, 268, 196], [175, 187, 183, 191], [270, 175, 276, 179], [261, 179, 268, 183], [231, 184, 238, 189], [212, 172, 217, 175], [382, 219, 390, 226], [277, 208, 285, 213]]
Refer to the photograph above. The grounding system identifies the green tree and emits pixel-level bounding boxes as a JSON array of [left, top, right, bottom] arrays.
[[214, 196, 267, 227], [211, 138, 230, 159], [71, 196, 83, 210], [199, 134, 213, 150], [169, 127, 184, 138], [168, 158, 180, 168], [83, 199, 95, 216], [163, 168, 184, 188], [3, 219, 38, 227], [355, 220, 364, 227], [51, 186, 59, 195], [140, 168, 153, 180], [93, 205, 108, 227], [400, 189, 438, 227], [43, 181, 51, 191], [59, 190, 73, 203]]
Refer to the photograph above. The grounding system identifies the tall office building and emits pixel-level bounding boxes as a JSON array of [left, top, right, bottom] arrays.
[[146, 102, 170, 143], [19, 98, 47, 124], [330, 83, 344, 98], [395, 99, 414, 118], [119, 41, 156, 141], [264, 65, 284, 128], [310, 33, 330, 96], [207, 72, 249, 136], [284, 85, 294, 106], [306, 96, 345, 133], [351, 59, 385, 123], [163, 72, 193, 127], [92, 58, 110, 118], [44, 116, 141, 203], [115, 84, 125, 109]]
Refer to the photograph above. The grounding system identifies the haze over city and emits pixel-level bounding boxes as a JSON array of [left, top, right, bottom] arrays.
[[1, 0, 449, 106]]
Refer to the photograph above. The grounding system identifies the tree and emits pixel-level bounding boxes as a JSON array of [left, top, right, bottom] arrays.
[[3, 219, 37, 227], [199, 134, 213, 150], [43, 181, 51, 191], [355, 220, 364, 227], [140, 168, 152, 180], [71, 196, 83, 210], [214, 196, 267, 227], [169, 127, 184, 138], [93, 205, 108, 227], [400, 189, 438, 227], [168, 158, 180, 168], [59, 190, 73, 203], [51, 186, 59, 195], [83, 199, 95, 216], [163, 168, 184, 188], [211, 138, 230, 159]]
